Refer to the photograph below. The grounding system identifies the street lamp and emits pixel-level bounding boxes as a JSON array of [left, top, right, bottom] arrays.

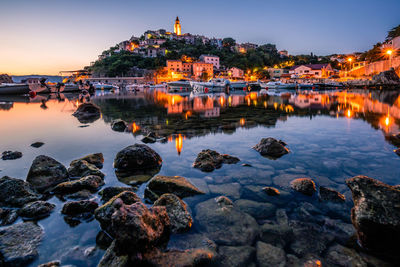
[[386, 49, 393, 68]]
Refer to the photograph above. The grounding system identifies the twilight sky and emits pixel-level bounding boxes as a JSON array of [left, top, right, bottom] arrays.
[[1, 0, 399, 75]]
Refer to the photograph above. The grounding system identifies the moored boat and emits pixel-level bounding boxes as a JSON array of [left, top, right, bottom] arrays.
[[0, 83, 30, 95]]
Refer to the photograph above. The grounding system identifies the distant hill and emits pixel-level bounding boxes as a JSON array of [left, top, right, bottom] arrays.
[[12, 75, 63, 83]]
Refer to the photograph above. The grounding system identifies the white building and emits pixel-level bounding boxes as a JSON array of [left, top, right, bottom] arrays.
[[199, 54, 220, 70], [289, 64, 333, 78]]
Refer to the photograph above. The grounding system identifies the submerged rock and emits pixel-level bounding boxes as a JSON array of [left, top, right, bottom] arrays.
[[53, 175, 104, 194], [145, 175, 205, 201], [110, 200, 170, 253], [395, 148, 400, 156], [71, 153, 104, 169], [1, 151, 22, 160], [0, 208, 18, 226], [72, 102, 101, 123], [99, 187, 137, 202], [139, 248, 216, 267], [114, 144, 162, 178], [319, 186, 345, 203], [141, 132, 157, 143], [0, 222, 44, 266], [195, 197, 259, 246], [68, 160, 104, 179], [346, 175, 400, 258], [290, 178, 316, 196], [19, 200, 55, 219], [26, 155, 69, 193], [0, 176, 41, 207], [263, 186, 280, 196], [218, 245, 255, 267], [234, 199, 276, 220], [95, 191, 141, 232], [154, 193, 192, 233], [253, 138, 289, 158], [256, 241, 286, 267], [61, 200, 98, 216], [325, 244, 367, 267], [111, 119, 128, 132], [38, 260, 60, 267], [30, 142, 44, 148], [193, 149, 240, 172]]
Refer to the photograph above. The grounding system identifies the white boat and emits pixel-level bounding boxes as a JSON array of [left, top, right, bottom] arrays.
[[0, 83, 30, 95], [230, 81, 248, 89], [126, 84, 150, 92], [261, 81, 296, 89], [208, 78, 230, 87], [62, 83, 81, 92], [92, 82, 118, 90]]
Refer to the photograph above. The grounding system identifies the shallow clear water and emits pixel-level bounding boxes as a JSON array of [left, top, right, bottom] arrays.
[[0, 89, 399, 266]]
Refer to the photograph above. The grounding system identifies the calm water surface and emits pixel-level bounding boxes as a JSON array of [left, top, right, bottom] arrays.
[[1, 89, 399, 266]]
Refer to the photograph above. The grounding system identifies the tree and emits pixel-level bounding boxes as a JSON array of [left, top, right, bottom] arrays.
[[387, 24, 400, 40], [222, 37, 236, 48]]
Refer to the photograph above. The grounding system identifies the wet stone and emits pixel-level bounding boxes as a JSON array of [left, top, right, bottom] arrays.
[[0, 176, 41, 207], [1, 151, 22, 160], [253, 137, 289, 159], [53, 175, 104, 195], [61, 200, 98, 216], [72, 102, 101, 123], [259, 222, 293, 248], [0, 208, 18, 226], [68, 160, 104, 179], [111, 119, 128, 132], [19, 200, 55, 219], [38, 260, 60, 267], [218, 245, 256, 267], [98, 187, 137, 202], [234, 199, 276, 220], [193, 149, 240, 172], [209, 183, 241, 199], [263, 186, 280, 196], [71, 153, 104, 169], [290, 178, 316, 196], [319, 186, 345, 203], [325, 244, 367, 267], [30, 142, 45, 148], [256, 241, 286, 267]]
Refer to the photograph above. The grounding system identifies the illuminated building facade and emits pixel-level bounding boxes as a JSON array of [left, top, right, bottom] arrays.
[[174, 16, 182, 36]]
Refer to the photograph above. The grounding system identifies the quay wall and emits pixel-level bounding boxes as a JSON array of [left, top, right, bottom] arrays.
[[349, 56, 400, 77]]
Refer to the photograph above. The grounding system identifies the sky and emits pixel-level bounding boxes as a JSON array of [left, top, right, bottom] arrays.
[[0, 0, 399, 75]]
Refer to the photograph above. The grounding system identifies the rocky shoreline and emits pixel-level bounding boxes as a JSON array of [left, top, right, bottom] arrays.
[[0, 121, 399, 266]]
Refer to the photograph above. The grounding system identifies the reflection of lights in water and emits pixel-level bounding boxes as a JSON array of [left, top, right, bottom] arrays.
[[274, 103, 278, 110], [185, 111, 192, 120], [228, 96, 232, 106], [219, 97, 225, 106], [247, 98, 251, 106], [264, 101, 267, 108], [253, 100, 257, 106], [385, 116, 390, 126], [175, 134, 183, 155], [166, 119, 169, 125], [346, 109, 352, 118], [132, 122, 140, 133], [285, 105, 294, 112], [240, 118, 245, 126], [168, 136, 173, 142]]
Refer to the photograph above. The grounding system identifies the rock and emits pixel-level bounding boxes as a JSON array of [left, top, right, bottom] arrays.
[[256, 241, 286, 267], [97, 240, 129, 267], [53, 175, 104, 194], [68, 159, 104, 179], [26, 155, 69, 193], [209, 183, 241, 199], [111, 119, 128, 132], [234, 199, 276, 219], [61, 200, 98, 215], [140, 248, 216, 267], [195, 197, 259, 246], [325, 244, 367, 267], [19, 200, 55, 219], [319, 186, 345, 203], [193, 149, 240, 172], [1, 151, 22, 160], [241, 185, 293, 206], [141, 133, 157, 143], [372, 68, 400, 85], [218, 245, 255, 267], [346, 175, 400, 258], [259, 222, 293, 248], [72, 102, 101, 123], [153, 193, 192, 233], [263, 186, 280, 196], [110, 201, 170, 252], [30, 142, 44, 148], [0, 222, 44, 266], [0, 208, 18, 226], [65, 189, 93, 200], [276, 209, 289, 225], [290, 178, 316, 196], [38, 260, 60, 267], [114, 144, 162, 179], [71, 153, 104, 168], [253, 138, 289, 158], [289, 221, 334, 257], [145, 175, 205, 201], [167, 233, 217, 251], [0, 176, 41, 207], [95, 191, 141, 232], [99, 187, 137, 202], [395, 148, 400, 156]]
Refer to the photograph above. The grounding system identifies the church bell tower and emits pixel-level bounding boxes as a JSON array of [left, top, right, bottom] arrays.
[[174, 16, 181, 36]]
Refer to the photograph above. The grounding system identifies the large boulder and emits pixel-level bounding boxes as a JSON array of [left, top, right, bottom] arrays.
[[97, 241, 129, 267], [372, 68, 400, 85], [154, 193, 192, 233], [99, 187, 137, 202], [0, 176, 41, 207], [346, 176, 400, 258], [195, 197, 259, 246], [290, 178, 316, 196], [193, 149, 240, 172], [95, 191, 141, 232], [61, 200, 98, 216], [72, 103, 101, 123], [110, 200, 170, 253], [26, 155, 69, 193], [70, 153, 104, 169], [114, 144, 162, 181], [0, 208, 18, 226], [53, 175, 104, 194], [111, 119, 128, 132], [68, 160, 104, 179], [0, 222, 44, 266], [253, 138, 289, 158], [145, 175, 205, 201], [18, 201, 55, 219]]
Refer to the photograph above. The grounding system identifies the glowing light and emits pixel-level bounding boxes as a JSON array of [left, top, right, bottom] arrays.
[[385, 116, 390, 126], [132, 122, 140, 133], [386, 49, 393, 56], [253, 100, 257, 106], [346, 109, 352, 118], [228, 96, 232, 106], [347, 57, 353, 62], [274, 103, 278, 110], [263, 101, 267, 108], [240, 118, 245, 126], [175, 134, 183, 155], [219, 96, 225, 106], [185, 111, 192, 120]]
